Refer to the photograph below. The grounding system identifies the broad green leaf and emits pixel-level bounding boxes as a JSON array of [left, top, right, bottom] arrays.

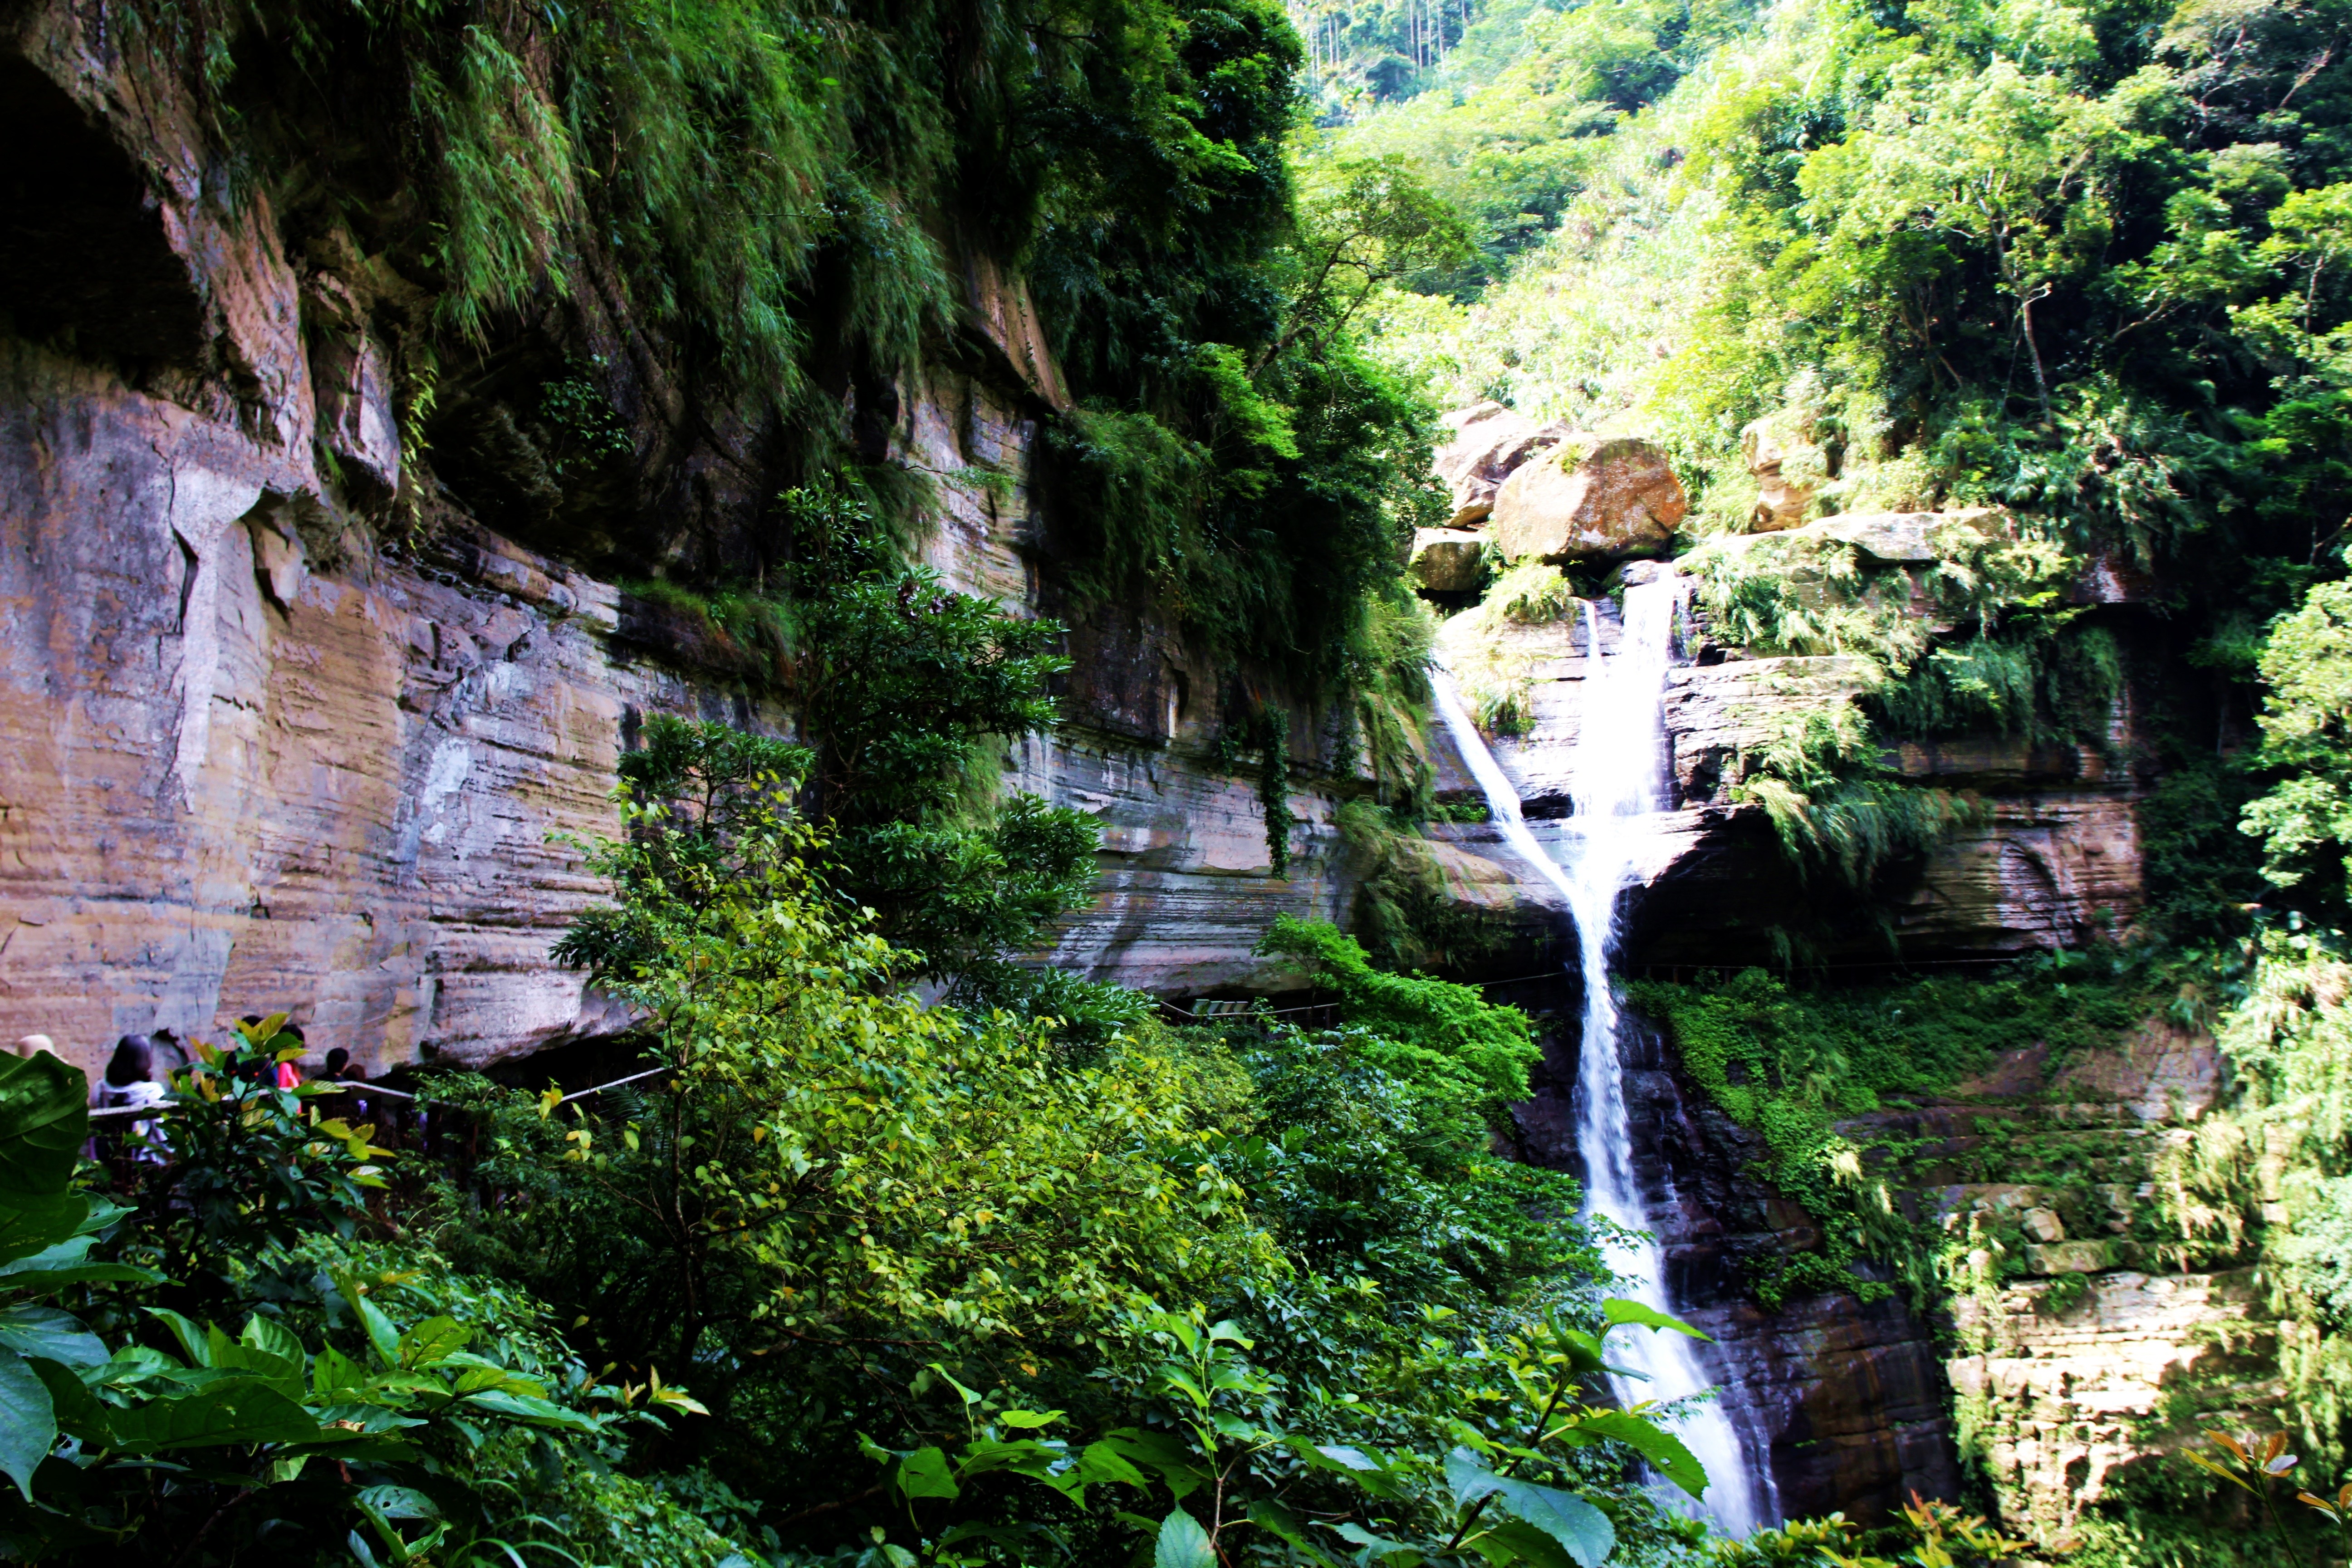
[[1294, 1438, 1406, 1499], [242, 1316, 306, 1366], [208, 1327, 305, 1402], [309, 1401, 428, 1438], [1102, 1428, 1210, 1500], [457, 1389, 599, 1432], [936, 1524, 1055, 1554], [353, 1295, 402, 1365], [0, 1248, 157, 1291], [1493, 1480, 1613, 1568], [0, 1193, 88, 1267], [104, 1381, 323, 1451], [70, 1196, 130, 1236], [0, 1352, 56, 1500], [1568, 1409, 1706, 1498], [1154, 1508, 1214, 1568], [1071, 1439, 1151, 1491], [923, 1361, 984, 1406], [27, 1355, 109, 1441], [1313, 1444, 1381, 1471], [0, 1054, 84, 1200], [312, 1345, 368, 1402], [0, 1230, 93, 1279], [1475, 1518, 1582, 1568], [1333, 1521, 1421, 1563], [355, 1484, 441, 1520], [0, 1305, 105, 1367], [1555, 1330, 1608, 1374], [995, 1407, 1063, 1429], [952, 1437, 1063, 1482], [896, 1445, 958, 1500], [145, 1308, 211, 1367], [397, 1316, 470, 1369], [1446, 1446, 1507, 1507], [1247, 1500, 1341, 1568], [1600, 1300, 1708, 1341]]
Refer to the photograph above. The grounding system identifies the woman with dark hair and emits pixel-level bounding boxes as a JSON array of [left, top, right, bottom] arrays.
[[95, 1034, 168, 1161]]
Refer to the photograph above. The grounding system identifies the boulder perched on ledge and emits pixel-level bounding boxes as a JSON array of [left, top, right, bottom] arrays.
[[1408, 528, 1488, 592], [1490, 435, 1686, 563], [1432, 402, 1565, 528]]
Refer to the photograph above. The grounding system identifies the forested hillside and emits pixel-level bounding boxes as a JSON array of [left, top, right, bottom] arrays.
[[1316, 0, 2352, 1558]]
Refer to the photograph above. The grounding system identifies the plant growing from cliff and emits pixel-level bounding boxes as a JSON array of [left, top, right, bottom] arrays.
[[1631, 959, 2154, 1308], [1256, 916, 1540, 1123], [2187, 1429, 2331, 1567], [1220, 706, 1299, 874], [2244, 581, 2352, 920], [567, 489, 1101, 997]]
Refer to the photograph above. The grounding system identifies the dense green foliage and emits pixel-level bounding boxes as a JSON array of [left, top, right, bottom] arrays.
[[2243, 581, 2352, 912], [1326, 0, 2352, 920], [1629, 956, 2155, 1306], [0, 799, 1734, 1563], [430, 761, 1732, 1562]]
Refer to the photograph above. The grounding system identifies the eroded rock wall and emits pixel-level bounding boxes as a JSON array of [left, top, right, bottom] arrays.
[[1891, 1028, 2269, 1551], [0, 7, 1367, 1079]]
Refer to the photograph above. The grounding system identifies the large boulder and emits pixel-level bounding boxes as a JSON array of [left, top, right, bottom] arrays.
[[1433, 402, 1565, 529], [1409, 528, 1489, 592], [1738, 408, 1828, 532], [1490, 435, 1686, 563]]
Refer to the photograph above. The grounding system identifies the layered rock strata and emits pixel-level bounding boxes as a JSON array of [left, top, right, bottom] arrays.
[[1872, 1027, 2272, 1551], [1428, 592, 2147, 966]]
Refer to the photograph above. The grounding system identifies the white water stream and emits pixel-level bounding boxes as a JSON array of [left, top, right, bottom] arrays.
[[1430, 576, 1777, 1536]]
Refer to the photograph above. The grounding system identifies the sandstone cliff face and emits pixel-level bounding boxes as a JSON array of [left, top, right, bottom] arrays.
[[0, 7, 1366, 1080]]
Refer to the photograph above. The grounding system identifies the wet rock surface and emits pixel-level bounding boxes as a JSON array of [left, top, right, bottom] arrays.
[[1512, 995, 1966, 1523], [1443, 596, 2150, 966]]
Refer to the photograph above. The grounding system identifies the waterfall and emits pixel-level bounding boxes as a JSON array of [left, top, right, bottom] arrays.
[[1431, 576, 1777, 1537]]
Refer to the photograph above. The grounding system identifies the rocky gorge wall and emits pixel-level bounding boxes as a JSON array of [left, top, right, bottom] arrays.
[[0, 5, 1376, 1082]]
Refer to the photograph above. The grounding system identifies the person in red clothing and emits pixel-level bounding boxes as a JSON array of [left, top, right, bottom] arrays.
[[236, 1015, 306, 1089]]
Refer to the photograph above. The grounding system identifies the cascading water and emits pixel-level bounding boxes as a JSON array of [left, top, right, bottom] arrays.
[[1431, 575, 1777, 1537]]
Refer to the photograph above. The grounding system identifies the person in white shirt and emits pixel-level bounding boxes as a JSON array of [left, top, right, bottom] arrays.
[[94, 1034, 168, 1161]]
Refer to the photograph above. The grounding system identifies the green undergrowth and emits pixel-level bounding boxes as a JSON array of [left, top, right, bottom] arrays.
[[1629, 953, 2159, 1308], [1258, 915, 1540, 1119]]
